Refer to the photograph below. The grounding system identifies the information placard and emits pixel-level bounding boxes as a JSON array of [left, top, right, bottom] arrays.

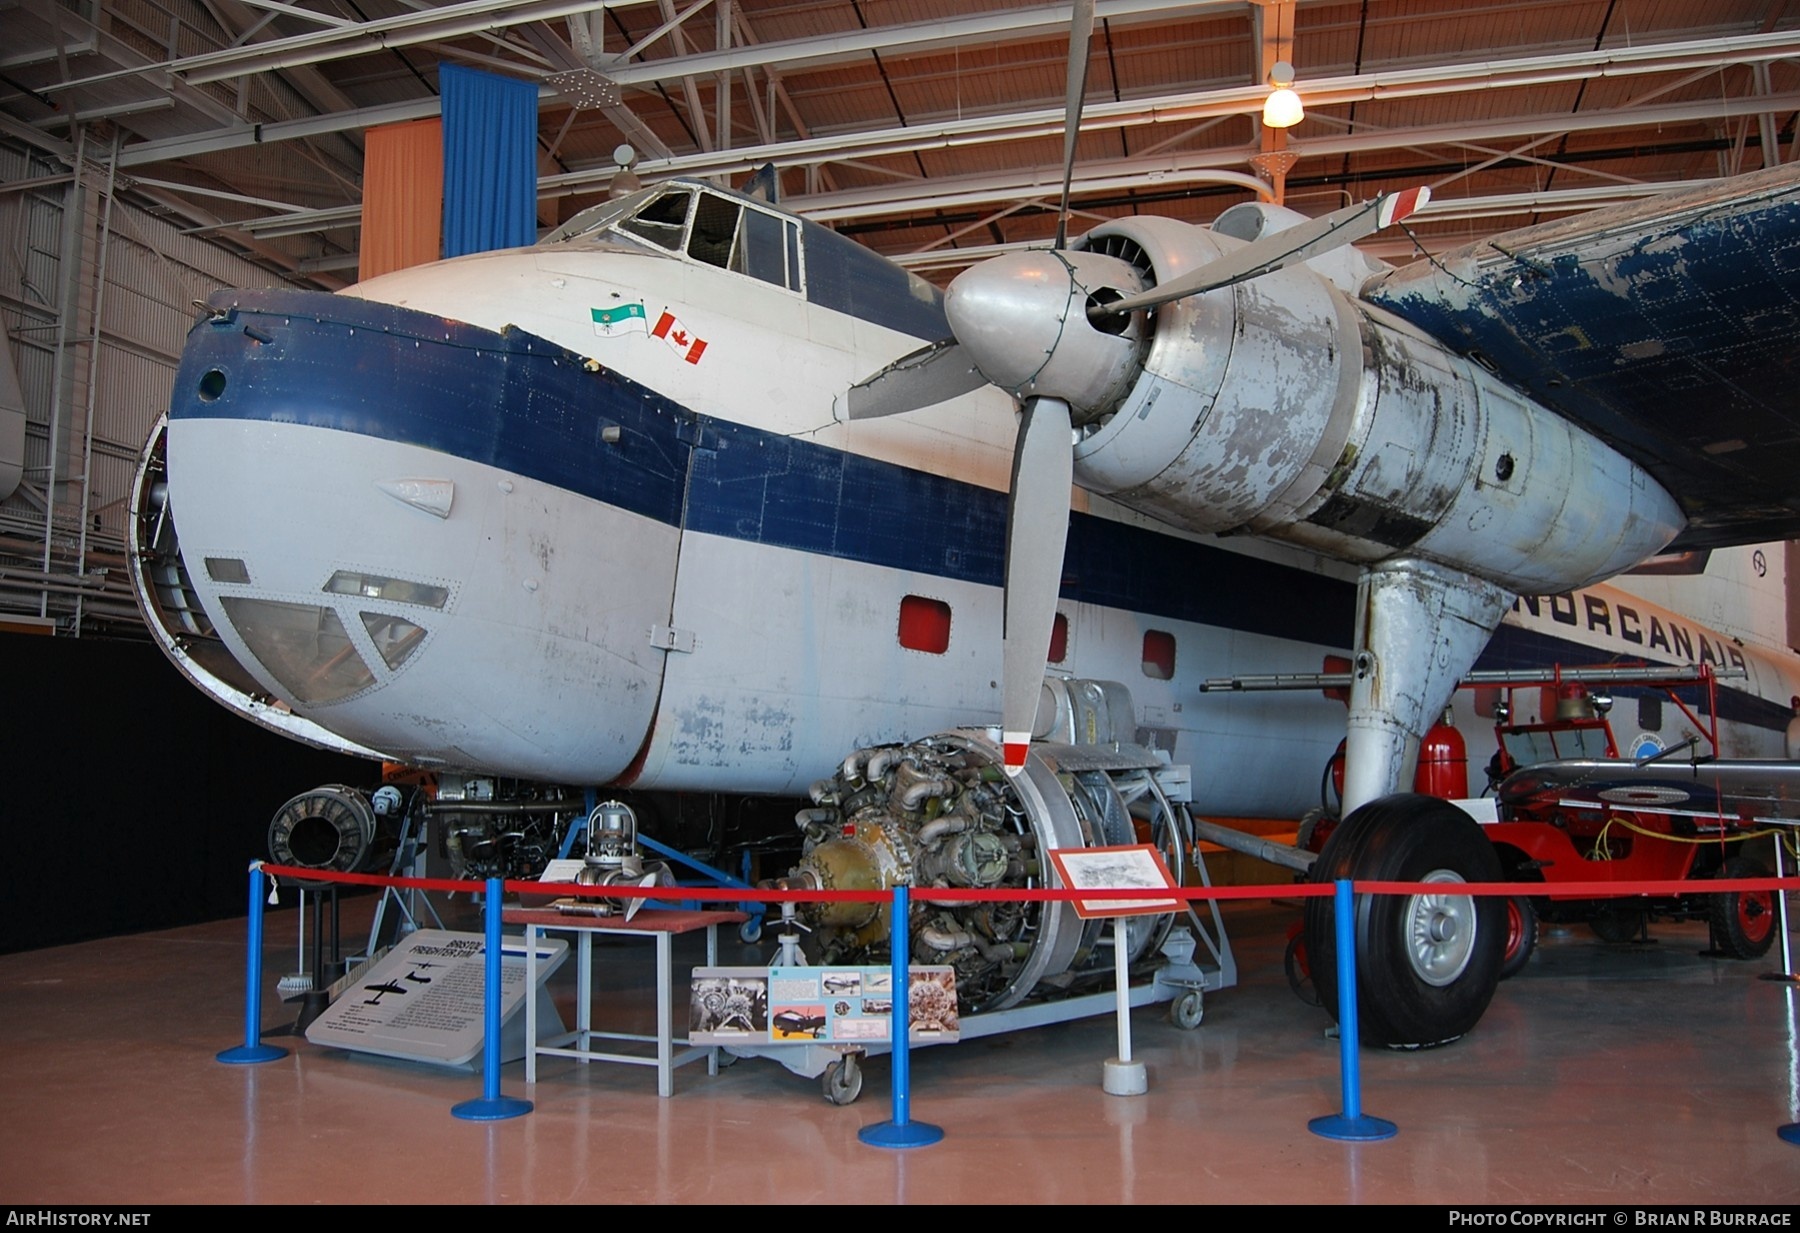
[[690, 965, 957, 1045], [306, 928, 566, 1067]]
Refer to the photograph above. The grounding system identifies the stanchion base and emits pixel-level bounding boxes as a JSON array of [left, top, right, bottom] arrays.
[[1309, 1112, 1398, 1142], [216, 1043, 288, 1065], [1102, 1057, 1147, 1096], [451, 1096, 533, 1122], [1778, 1123, 1800, 1145], [858, 1120, 945, 1149]]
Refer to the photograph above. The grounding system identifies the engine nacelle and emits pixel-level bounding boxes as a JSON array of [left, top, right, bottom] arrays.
[[773, 722, 1188, 1013], [1070, 217, 1685, 594]]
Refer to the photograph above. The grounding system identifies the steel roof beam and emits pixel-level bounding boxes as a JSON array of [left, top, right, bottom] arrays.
[[46, 0, 650, 94], [106, 25, 1800, 172], [597, 0, 1233, 83], [208, 86, 1798, 240]]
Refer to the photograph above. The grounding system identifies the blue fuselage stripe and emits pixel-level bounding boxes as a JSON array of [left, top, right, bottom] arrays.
[[172, 290, 1785, 735], [173, 290, 1358, 650]]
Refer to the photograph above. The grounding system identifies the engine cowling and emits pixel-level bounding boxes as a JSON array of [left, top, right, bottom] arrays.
[[1067, 215, 1685, 595]]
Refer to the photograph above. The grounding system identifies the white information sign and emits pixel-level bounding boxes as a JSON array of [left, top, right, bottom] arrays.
[[306, 928, 566, 1068]]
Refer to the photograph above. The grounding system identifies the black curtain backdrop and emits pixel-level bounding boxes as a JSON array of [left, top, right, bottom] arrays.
[[0, 631, 378, 953]]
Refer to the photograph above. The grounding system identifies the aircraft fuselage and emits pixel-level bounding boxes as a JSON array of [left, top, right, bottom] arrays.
[[144, 181, 1800, 819]]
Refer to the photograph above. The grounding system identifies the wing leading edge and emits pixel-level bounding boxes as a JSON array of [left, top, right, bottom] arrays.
[[1364, 164, 1800, 550]]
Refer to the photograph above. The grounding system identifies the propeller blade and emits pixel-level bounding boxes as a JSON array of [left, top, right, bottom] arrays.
[[1053, 0, 1097, 249], [843, 338, 985, 420], [1098, 185, 1432, 318], [1001, 396, 1074, 775]]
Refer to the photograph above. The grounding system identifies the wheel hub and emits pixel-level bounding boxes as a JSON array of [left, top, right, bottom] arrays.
[[1406, 870, 1478, 988]]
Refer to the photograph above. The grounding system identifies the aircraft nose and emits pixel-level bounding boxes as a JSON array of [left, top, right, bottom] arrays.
[[944, 249, 1148, 422]]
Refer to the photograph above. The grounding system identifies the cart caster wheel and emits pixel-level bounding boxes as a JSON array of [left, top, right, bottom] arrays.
[[821, 1056, 863, 1106], [738, 918, 763, 945], [1169, 989, 1204, 1030]]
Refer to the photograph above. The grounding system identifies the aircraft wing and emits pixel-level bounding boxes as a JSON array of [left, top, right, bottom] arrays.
[[1364, 163, 1800, 550], [1497, 758, 1800, 827]]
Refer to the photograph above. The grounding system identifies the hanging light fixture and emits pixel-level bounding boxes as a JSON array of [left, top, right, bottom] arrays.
[[607, 144, 642, 199], [1262, 60, 1304, 129]]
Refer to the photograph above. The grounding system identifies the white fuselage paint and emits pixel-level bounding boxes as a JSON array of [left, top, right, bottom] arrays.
[[164, 226, 1800, 819]]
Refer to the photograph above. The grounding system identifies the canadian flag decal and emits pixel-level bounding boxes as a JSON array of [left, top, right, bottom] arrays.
[[652, 311, 708, 364]]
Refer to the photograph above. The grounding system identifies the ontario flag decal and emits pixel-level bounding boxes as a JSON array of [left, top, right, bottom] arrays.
[[591, 302, 648, 336], [652, 311, 708, 364]]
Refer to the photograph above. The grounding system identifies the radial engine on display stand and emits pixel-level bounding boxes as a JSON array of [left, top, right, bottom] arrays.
[[744, 680, 1232, 1099]]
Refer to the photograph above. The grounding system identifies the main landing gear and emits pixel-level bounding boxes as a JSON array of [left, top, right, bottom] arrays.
[[1302, 794, 1507, 1050]]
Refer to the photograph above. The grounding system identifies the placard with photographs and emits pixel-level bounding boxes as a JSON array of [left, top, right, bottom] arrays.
[[690, 965, 958, 1044]]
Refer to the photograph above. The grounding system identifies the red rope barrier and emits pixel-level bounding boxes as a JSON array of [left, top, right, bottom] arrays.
[[256, 861, 1796, 906]]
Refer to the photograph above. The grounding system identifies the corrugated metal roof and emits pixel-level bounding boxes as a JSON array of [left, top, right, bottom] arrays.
[[1, 0, 1796, 280]]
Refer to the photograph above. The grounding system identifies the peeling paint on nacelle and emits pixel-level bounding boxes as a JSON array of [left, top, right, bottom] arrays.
[[1070, 215, 1686, 597]]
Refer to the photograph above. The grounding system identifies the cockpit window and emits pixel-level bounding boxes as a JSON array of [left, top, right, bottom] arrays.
[[543, 182, 803, 294], [688, 192, 739, 267], [622, 190, 692, 250], [541, 190, 654, 244], [686, 192, 802, 292]]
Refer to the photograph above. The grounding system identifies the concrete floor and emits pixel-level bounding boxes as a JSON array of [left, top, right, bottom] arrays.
[[3, 895, 1798, 1205]]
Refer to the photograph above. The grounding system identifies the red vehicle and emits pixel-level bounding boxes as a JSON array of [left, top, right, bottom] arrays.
[[1475, 664, 1780, 973], [1288, 663, 1783, 1001]]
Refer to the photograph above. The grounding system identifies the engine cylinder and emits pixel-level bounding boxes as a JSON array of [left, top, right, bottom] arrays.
[[774, 728, 1186, 1013]]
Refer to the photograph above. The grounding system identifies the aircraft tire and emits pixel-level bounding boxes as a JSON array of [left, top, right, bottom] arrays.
[[1304, 793, 1506, 1049], [1709, 856, 1777, 960]]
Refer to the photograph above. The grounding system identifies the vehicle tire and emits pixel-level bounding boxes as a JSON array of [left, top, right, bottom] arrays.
[[1284, 929, 1321, 1006], [1498, 894, 1538, 981], [821, 1056, 863, 1106], [1302, 793, 1506, 1049], [1589, 903, 1644, 943], [1709, 856, 1777, 960]]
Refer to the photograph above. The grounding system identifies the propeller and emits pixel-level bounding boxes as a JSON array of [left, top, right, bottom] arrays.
[[1001, 397, 1074, 770], [1096, 185, 1429, 317], [843, 8, 1430, 774], [1054, 0, 1096, 250]]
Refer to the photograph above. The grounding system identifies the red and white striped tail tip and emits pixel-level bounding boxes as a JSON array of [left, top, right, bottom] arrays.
[[1002, 732, 1032, 776], [1376, 185, 1430, 229]]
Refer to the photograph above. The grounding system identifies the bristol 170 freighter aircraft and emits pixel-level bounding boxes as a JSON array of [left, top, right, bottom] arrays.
[[127, 90, 1800, 1049]]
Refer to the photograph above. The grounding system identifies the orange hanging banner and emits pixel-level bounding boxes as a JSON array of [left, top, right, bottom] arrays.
[[358, 117, 443, 283]]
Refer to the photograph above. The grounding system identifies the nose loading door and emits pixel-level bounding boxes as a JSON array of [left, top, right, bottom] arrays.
[[127, 416, 388, 759]]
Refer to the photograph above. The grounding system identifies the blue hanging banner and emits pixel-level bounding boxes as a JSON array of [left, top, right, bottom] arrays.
[[440, 64, 539, 258]]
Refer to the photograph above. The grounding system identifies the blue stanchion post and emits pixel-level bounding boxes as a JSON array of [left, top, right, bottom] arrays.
[[218, 861, 289, 1064], [1309, 878, 1397, 1141], [452, 877, 533, 1121], [859, 884, 944, 1148]]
